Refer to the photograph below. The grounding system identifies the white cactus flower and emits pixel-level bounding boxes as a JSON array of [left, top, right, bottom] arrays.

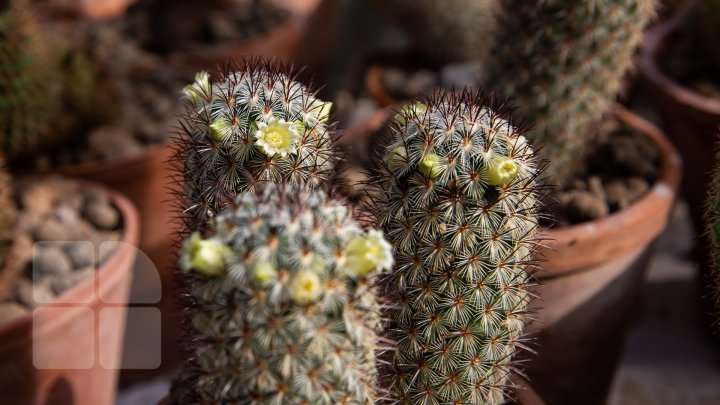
[[254, 117, 301, 157]]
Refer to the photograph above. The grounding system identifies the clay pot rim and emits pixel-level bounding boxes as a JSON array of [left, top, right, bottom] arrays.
[[0, 178, 140, 339], [24, 141, 170, 179], [639, 13, 720, 115], [540, 106, 682, 276]]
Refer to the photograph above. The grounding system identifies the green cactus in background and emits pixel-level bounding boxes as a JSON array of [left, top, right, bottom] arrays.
[[368, 91, 543, 404], [365, 0, 500, 64], [175, 59, 337, 231], [485, 0, 658, 183], [0, 0, 61, 161], [706, 142, 720, 328], [172, 184, 393, 404]]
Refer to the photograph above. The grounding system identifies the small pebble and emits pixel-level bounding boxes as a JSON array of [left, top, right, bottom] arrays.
[[64, 242, 96, 268], [34, 219, 69, 242], [88, 127, 143, 160], [33, 246, 73, 277], [561, 190, 609, 224], [51, 267, 95, 296], [0, 302, 28, 326], [84, 202, 120, 230], [15, 278, 55, 307]]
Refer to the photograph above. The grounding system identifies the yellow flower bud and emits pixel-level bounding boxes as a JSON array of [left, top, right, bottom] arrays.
[[485, 156, 519, 186], [180, 232, 231, 276], [290, 270, 323, 304]]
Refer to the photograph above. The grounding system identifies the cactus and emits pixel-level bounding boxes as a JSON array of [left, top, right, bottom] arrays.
[[485, 0, 657, 183], [368, 91, 543, 404], [0, 152, 18, 298], [366, 0, 500, 64], [173, 184, 393, 404], [706, 142, 720, 328], [0, 0, 61, 161], [175, 59, 337, 231]]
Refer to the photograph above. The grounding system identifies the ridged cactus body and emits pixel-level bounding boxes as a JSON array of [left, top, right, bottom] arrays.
[[366, 0, 499, 63], [486, 0, 657, 182], [370, 92, 542, 404], [177, 60, 336, 230], [175, 185, 393, 404], [0, 1, 61, 161]]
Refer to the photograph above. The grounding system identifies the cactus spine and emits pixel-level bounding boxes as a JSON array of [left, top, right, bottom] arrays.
[[174, 184, 393, 404], [485, 0, 657, 183], [366, 0, 499, 64], [176, 59, 337, 231], [369, 91, 542, 404], [0, 0, 61, 161]]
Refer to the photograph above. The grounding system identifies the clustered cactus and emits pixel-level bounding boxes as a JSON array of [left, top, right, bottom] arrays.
[[485, 0, 658, 183], [174, 184, 393, 404], [366, 0, 499, 64], [0, 0, 61, 161], [176, 59, 336, 231], [706, 143, 720, 328], [369, 91, 543, 404]]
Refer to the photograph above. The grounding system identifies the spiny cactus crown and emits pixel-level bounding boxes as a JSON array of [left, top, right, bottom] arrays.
[[175, 184, 393, 404], [370, 91, 542, 404], [177, 59, 336, 231], [485, 0, 658, 183]]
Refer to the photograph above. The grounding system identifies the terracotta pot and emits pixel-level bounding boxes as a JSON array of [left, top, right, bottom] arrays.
[[157, 380, 545, 405], [27, 143, 183, 382], [526, 107, 682, 404], [60, 0, 136, 19], [0, 180, 139, 404], [167, 0, 323, 70], [639, 14, 717, 262]]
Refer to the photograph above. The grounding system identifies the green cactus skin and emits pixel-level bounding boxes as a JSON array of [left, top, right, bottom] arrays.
[[173, 184, 393, 404], [368, 91, 543, 404], [485, 0, 658, 183], [174, 59, 337, 231], [0, 1, 61, 161], [706, 143, 720, 329], [366, 0, 499, 64]]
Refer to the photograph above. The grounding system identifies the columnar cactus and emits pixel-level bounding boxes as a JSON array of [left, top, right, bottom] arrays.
[[176, 59, 337, 231], [0, 0, 61, 161], [369, 91, 542, 404], [173, 184, 393, 404], [485, 0, 657, 183], [706, 143, 720, 328], [366, 0, 499, 64]]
